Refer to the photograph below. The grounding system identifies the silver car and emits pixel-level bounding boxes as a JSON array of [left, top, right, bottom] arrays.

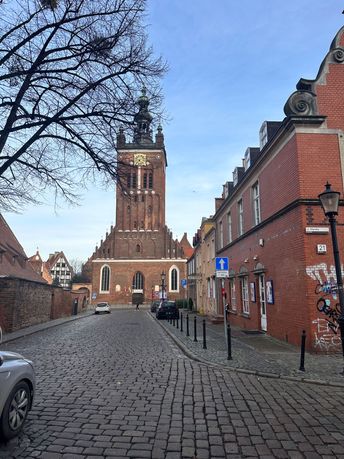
[[0, 351, 35, 441]]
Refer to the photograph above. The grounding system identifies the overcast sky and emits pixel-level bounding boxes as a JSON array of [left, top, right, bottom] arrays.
[[3, 0, 344, 263]]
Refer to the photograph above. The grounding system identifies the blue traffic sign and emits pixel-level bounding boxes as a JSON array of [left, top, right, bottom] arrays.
[[215, 257, 229, 271]]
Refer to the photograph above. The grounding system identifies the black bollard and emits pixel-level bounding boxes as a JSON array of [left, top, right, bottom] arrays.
[[186, 314, 190, 336], [194, 316, 197, 342], [203, 319, 207, 349], [299, 330, 306, 371], [180, 312, 183, 332], [227, 323, 232, 360], [176, 314, 179, 329]]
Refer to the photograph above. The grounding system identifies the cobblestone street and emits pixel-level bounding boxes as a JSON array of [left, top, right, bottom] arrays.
[[1, 309, 344, 458]]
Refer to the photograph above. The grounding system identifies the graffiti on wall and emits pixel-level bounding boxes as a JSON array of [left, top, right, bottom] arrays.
[[312, 318, 341, 351], [306, 263, 342, 350]]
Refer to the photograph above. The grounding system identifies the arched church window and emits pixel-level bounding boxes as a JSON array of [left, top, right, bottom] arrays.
[[133, 272, 144, 290], [132, 173, 137, 189], [143, 173, 147, 188], [134, 221, 137, 229], [136, 244, 141, 253], [141, 220, 144, 229], [127, 205, 130, 213], [148, 205, 152, 215], [170, 267, 179, 292], [100, 265, 110, 292], [149, 172, 153, 189]]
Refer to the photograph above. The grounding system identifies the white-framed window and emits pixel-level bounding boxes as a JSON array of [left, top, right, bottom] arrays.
[[230, 278, 236, 311], [252, 182, 261, 225], [240, 276, 249, 315], [211, 276, 216, 299], [227, 212, 232, 244], [238, 199, 244, 236], [100, 265, 110, 292], [211, 238, 215, 260], [219, 221, 223, 249], [169, 266, 179, 292]]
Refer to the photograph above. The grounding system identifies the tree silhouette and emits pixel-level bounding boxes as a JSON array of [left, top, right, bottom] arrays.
[[0, 0, 165, 211]]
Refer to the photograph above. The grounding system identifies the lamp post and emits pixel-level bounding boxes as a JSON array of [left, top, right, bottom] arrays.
[[161, 271, 166, 300], [319, 182, 344, 372]]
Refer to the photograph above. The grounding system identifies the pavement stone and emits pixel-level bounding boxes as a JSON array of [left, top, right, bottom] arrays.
[[0, 307, 344, 458], [155, 309, 344, 386]]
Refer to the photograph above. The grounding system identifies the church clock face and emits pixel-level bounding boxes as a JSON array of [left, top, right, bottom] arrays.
[[134, 153, 147, 166]]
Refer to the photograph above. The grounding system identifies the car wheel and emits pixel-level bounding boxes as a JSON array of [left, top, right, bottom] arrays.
[[0, 381, 31, 441]]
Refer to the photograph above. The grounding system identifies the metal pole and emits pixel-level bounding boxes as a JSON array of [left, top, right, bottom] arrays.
[[180, 312, 183, 332], [194, 316, 197, 342], [299, 330, 306, 371], [176, 314, 179, 329], [227, 323, 232, 360], [186, 314, 189, 336], [329, 215, 344, 372], [203, 319, 207, 349]]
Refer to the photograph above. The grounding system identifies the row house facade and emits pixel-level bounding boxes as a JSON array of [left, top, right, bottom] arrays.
[[28, 250, 73, 288], [187, 218, 218, 317], [195, 26, 344, 353]]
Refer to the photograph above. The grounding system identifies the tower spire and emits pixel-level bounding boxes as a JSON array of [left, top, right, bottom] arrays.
[[133, 87, 153, 144]]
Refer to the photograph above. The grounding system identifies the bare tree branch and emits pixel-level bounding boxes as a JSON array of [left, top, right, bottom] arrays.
[[0, 0, 166, 211]]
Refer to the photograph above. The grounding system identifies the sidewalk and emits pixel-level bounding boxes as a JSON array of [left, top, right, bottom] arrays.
[[0, 304, 146, 345], [154, 309, 344, 387]]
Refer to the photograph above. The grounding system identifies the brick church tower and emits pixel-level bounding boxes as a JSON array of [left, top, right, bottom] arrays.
[[87, 89, 192, 304]]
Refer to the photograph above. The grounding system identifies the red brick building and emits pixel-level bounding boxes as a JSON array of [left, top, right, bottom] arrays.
[[213, 26, 344, 352], [87, 89, 192, 304]]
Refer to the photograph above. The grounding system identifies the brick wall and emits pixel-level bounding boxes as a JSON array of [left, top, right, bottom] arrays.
[[0, 277, 87, 333]]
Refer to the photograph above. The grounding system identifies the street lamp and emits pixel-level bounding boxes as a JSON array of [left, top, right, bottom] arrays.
[[161, 271, 166, 300], [319, 182, 344, 372]]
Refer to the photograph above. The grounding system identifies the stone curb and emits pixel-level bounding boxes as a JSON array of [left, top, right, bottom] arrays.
[[149, 312, 344, 388]]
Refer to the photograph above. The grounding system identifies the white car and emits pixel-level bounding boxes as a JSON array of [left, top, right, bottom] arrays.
[[0, 351, 35, 441], [95, 302, 111, 314]]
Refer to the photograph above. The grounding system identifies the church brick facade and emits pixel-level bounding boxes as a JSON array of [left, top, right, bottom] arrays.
[[86, 89, 192, 304]]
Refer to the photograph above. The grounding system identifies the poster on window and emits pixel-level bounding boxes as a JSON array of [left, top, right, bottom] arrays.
[[250, 282, 256, 302], [266, 280, 274, 304]]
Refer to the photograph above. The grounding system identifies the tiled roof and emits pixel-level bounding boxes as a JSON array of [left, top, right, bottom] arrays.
[[0, 214, 46, 283]]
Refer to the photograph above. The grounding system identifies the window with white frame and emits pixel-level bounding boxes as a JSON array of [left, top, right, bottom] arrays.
[[227, 212, 232, 244], [100, 265, 110, 292], [230, 278, 236, 311], [240, 276, 249, 315], [211, 276, 216, 299], [219, 221, 223, 249], [170, 266, 179, 292], [238, 199, 244, 236], [252, 182, 261, 225]]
